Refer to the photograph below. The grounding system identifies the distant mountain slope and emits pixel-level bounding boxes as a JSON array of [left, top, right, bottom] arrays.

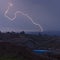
[[26, 31, 60, 36]]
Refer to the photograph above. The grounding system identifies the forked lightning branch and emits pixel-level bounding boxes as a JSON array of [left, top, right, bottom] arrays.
[[4, 1, 43, 32]]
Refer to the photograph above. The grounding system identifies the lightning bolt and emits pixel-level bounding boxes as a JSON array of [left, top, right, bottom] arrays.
[[4, 2, 43, 32]]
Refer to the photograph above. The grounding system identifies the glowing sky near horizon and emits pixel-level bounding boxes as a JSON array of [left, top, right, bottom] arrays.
[[0, 0, 60, 32]]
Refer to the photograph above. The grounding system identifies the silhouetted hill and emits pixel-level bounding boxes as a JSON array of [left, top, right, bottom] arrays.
[[41, 31, 60, 36], [26, 31, 60, 36], [0, 31, 59, 60]]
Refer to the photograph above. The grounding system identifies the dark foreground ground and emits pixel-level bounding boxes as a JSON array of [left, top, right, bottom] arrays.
[[0, 42, 48, 60], [0, 31, 60, 60], [0, 42, 59, 60]]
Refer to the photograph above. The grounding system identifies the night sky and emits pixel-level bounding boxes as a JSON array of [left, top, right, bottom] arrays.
[[0, 0, 60, 32]]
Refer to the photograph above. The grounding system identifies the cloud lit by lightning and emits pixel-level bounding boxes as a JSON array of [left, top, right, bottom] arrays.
[[4, 0, 43, 32]]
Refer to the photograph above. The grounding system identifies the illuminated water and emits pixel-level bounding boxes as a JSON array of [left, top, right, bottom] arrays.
[[32, 50, 49, 54]]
